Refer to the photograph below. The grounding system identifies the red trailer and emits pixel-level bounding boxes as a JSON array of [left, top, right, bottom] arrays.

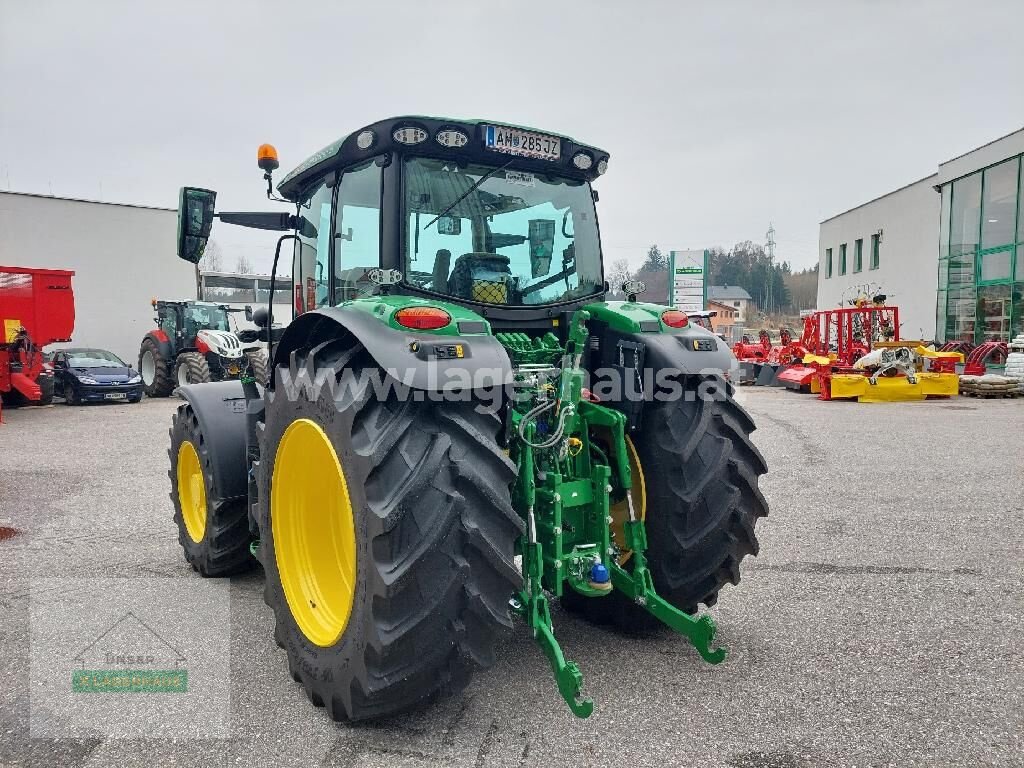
[[0, 266, 76, 412]]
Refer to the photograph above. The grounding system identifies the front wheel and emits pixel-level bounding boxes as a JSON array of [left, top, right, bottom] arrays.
[[255, 339, 523, 721], [168, 403, 254, 576], [563, 376, 768, 631], [244, 349, 268, 385], [174, 352, 212, 387]]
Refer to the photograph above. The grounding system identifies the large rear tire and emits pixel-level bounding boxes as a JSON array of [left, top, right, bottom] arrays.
[[563, 376, 768, 631], [174, 352, 212, 387], [139, 338, 174, 397], [255, 339, 523, 721], [168, 402, 254, 576]]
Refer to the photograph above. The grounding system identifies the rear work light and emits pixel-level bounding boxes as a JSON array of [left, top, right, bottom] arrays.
[[661, 310, 689, 328], [394, 306, 452, 331]]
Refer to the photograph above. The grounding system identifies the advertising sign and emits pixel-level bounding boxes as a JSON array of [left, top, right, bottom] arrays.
[[668, 250, 708, 312]]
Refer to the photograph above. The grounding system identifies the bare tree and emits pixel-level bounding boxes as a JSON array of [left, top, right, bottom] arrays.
[[235, 254, 254, 275], [606, 258, 634, 297], [199, 240, 223, 272]]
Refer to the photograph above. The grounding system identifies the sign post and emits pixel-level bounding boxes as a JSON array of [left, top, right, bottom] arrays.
[[668, 250, 708, 312]]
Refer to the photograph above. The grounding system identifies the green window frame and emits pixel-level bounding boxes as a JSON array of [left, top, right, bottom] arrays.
[[825, 247, 832, 278], [854, 238, 863, 272], [870, 233, 880, 269], [839, 243, 847, 275]]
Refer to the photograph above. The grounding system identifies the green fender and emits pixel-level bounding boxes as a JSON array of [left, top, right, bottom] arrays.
[[271, 297, 513, 391]]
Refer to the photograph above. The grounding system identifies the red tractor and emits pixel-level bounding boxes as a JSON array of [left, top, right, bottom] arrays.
[[0, 266, 75, 411]]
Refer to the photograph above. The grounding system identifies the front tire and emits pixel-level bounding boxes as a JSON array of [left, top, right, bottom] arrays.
[[174, 352, 212, 387], [244, 349, 269, 385], [168, 402, 254, 576], [255, 339, 523, 721], [564, 376, 768, 631]]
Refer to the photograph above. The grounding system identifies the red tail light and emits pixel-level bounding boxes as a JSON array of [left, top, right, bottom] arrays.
[[394, 306, 452, 331], [661, 310, 689, 328], [294, 284, 304, 315]]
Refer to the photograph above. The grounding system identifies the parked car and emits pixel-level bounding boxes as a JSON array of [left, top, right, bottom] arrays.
[[52, 348, 144, 404]]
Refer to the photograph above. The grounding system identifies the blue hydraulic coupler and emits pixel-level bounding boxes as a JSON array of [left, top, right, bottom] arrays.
[[588, 562, 611, 590]]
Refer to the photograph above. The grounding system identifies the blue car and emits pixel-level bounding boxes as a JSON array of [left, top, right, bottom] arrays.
[[52, 348, 144, 404]]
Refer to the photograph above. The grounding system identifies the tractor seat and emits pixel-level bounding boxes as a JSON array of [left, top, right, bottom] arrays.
[[448, 253, 512, 304]]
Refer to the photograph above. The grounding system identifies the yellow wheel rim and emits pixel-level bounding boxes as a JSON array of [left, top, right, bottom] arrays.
[[609, 436, 646, 564], [176, 440, 208, 544], [272, 418, 357, 648]]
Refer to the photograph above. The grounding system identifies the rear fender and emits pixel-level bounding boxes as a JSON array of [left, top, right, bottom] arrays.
[[143, 330, 175, 362], [271, 306, 512, 392], [176, 381, 249, 502]]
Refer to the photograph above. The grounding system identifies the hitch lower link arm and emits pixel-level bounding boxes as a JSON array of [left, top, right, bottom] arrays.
[[515, 421, 594, 718]]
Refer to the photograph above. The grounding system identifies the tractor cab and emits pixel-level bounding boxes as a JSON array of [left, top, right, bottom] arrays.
[[177, 117, 611, 333]]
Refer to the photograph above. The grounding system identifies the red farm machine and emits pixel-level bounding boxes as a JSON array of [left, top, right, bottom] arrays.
[[734, 327, 808, 386], [0, 266, 76, 416], [775, 301, 962, 402]]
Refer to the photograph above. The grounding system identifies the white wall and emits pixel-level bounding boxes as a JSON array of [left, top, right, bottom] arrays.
[[0, 192, 197, 365], [937, 128, 1024, 186], [817, 175, 940, 340]]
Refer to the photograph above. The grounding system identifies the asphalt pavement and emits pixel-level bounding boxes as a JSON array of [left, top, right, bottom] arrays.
[[1, 388, 1021, 768]]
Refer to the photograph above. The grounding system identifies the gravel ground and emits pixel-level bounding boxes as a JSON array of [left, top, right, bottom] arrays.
[[1, 388, 1021, 768]]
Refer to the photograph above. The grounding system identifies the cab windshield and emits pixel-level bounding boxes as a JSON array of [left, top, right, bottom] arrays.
[[403, 157, 603, 305], [185, 304, 230, 333]]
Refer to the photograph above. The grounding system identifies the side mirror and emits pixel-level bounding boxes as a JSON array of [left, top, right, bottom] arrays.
[[177, 187, 217, 264], [251, 306, 269, 328], [244, 305, 253, 321]]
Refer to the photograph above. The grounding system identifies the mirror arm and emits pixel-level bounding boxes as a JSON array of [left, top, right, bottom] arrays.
[[216, 212, 316, 238], [267, 233, 300, 381]]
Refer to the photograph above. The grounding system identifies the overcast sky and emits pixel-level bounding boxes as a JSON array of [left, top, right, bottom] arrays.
[[2, 1, 1022, 274]]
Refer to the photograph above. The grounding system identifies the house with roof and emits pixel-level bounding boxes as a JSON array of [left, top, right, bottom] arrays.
[[708, 285, 753, 322]]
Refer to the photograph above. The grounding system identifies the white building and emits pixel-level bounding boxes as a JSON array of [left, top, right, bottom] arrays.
[[818, 128, 1024, 343], [707, 285, 753, 322], [0, 191, 197, 365]]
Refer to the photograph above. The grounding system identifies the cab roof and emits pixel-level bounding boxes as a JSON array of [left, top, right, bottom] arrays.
[[276, 115, 609, 202]]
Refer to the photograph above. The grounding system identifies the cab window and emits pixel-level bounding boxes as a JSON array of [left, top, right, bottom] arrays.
[[332, 160, 383, 303], [294, 181, 333, 314]]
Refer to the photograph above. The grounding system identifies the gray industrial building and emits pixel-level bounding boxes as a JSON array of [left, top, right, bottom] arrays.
[[819, 127, 1024, 342], [0, 191, 197, 365]]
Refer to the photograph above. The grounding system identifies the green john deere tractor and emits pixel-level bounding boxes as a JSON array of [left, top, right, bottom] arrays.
[[168, 116, 768, 720]]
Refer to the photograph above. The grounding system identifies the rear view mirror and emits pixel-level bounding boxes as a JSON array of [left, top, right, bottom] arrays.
[[177, 187, 217, 264]]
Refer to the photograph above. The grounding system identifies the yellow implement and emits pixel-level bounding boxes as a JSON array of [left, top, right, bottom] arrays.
[[828, 372, 959, 402]]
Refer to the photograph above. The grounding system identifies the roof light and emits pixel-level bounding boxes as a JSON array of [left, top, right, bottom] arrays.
[[257, 144, 279, 172], [393, 126, 427, 145], [572, 152, 593, 170], [596, 159, 608, 175], [661, 310, 689, 328], [355, 130, 375, 150], [394, 306, 452, 331], [436, 128, 469, 148]]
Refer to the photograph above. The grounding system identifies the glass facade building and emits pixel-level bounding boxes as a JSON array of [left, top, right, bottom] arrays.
[[936, 152, 1024, 343]]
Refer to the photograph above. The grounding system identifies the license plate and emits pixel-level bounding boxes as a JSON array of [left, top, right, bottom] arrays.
[[483, 125, 561, 161], [105, 392, 127, 400]]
